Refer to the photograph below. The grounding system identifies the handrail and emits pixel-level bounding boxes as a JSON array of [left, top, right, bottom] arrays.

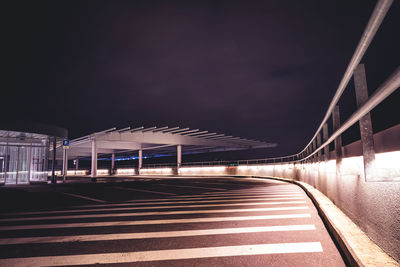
[[65, 0, 398, 171], [137, 0, 398, 168], [296, 0, 393, 157], [301, 66, 400, 162]]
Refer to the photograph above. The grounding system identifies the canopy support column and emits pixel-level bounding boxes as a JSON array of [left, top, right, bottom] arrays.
[[51, 137, 57, 184], [138, 149, 143, 175], [91, 139, 97, 182], [62, 148, 68, 183], [111, 153, 115, 174], [176, 145, 182, 175]]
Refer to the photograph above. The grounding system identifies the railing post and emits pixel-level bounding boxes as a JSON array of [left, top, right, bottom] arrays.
[[354, 64, 376, 181], [312, 139, 317, 162], [333, 105, 343, 168], [322, 123, 329, 161], [316, 132, 322, 162]]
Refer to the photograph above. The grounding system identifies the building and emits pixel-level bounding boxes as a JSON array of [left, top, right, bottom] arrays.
[[0, 122, 67, 185]]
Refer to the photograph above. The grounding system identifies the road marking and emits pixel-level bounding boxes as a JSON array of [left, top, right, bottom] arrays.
[[204, 190, 301, 195], [0, 225, 316, 245], [193, 181, 232, 186], [158, 184, 227, 191], [0, 206, 309, 222], [59, 192, 106, 203], [113, 186, 176, 196], [0, 242, 323, 266], [0, 213, 312, 231], [173, 193, 304, 199], [2, 197, 304, 216], [2, 201, 306, 217]]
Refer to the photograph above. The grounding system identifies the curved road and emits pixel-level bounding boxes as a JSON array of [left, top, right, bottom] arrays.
[[0, 176, 346, 266]]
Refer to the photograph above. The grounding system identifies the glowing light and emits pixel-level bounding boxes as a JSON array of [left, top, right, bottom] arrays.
[[179, 166, 227, 176], [116, 168, 137, 175], [375, 151, 400, 169], [97, 169, 109, 175], [140, 168, 173, 175], [66, 170, 87, 176]]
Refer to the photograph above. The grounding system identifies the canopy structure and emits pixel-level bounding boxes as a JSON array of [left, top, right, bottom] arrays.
[[54, 126, 277, 177]]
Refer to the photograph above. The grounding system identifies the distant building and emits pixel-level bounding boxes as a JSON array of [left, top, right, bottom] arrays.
[[0, 122, 67, 185]]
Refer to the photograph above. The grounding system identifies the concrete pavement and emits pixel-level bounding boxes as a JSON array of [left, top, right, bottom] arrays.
[[0, 177, 346, 266]]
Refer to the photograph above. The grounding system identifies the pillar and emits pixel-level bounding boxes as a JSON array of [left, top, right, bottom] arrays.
[[138, 149, 143, 175], [111, 153, 115, 173], [75, 159, 79, 170], [354, 64, 376, 181], [333, 105, 342, 167], [51, 137, 57, 184], [62, 148, 68, 183], [91, 140, 97, 180], [177, 145, 182, 168], [176, 145, 182, 175], [312, 139, 317, 162], [316, 132, 322, 161], [322, 123, 329, 161]]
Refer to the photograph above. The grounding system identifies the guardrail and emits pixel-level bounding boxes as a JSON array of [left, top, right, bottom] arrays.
[[141, 0, 399, 182]]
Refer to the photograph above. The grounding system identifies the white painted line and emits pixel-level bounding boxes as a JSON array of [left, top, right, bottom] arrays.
[[158, 184, 227, 191], [1, 201, 306, 217], [185, 191, 302, 195], [3, 194, 303, 214], [193, 181, 232, 186], [113, 186, 176, 196], [0, 206, 309, 222], [172, 193, 304, 199], [0, 224, 316, 245], [0, 242, 323, 266], [60, 192, 106, 203], [0, 213, 312, 231], [3, 197, 304, 216], [201, 193, 301, 197]]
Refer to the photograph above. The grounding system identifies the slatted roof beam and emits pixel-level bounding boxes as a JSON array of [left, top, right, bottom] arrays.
[[162, 127, 180, 133], [194, 133, 217, 138], [169, 128, 189, 134], [152, 126, 169, 132], [131, 126, 144, 133], [208, 135, 232, 140], [117, 127, 131, 132], [178, 129, 199, 135], [94, 127, 117, 135], [184, 131, 208, 136], [203, 134, 225, 139], [142, 126, 157, 132]]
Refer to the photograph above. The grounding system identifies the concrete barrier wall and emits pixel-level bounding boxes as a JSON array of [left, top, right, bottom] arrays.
[[180, 151, 400, 261], [135, 125, 400, 261], [178, 153, 400, 262]]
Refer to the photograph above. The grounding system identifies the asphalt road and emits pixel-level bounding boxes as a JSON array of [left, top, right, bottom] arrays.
[[0, 176, 347, 266]]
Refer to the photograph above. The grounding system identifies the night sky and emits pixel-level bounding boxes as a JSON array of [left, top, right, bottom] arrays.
[[3, 0, 400, 158]]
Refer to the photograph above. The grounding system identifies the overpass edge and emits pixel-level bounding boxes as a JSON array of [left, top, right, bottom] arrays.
[[248, 175, 399, 267]]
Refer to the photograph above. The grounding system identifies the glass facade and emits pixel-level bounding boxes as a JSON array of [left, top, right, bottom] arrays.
[[0, 130, 50, 184]]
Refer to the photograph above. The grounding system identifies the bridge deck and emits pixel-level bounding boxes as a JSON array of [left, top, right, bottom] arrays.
[[0, 177, 345, 266]]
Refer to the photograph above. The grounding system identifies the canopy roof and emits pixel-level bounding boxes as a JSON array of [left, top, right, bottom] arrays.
[[55, 126, 277, 159]]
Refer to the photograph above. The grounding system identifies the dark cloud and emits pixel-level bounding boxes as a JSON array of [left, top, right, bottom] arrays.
[[3, 0, 399, 157]]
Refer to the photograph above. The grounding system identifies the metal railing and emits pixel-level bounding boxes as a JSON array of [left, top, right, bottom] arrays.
[[140, 0, 399, 172]]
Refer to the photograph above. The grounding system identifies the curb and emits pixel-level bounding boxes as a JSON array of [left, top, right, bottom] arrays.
[[249, 175, 399, 267]]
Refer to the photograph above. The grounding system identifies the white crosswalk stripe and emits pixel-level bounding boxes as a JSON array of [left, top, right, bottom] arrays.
[[0, 206, 310, 222], [0, 178, 344, 266], [0, 242, 324, 266], [1, 196, 304, 216], [0, 225, 316, 245]]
